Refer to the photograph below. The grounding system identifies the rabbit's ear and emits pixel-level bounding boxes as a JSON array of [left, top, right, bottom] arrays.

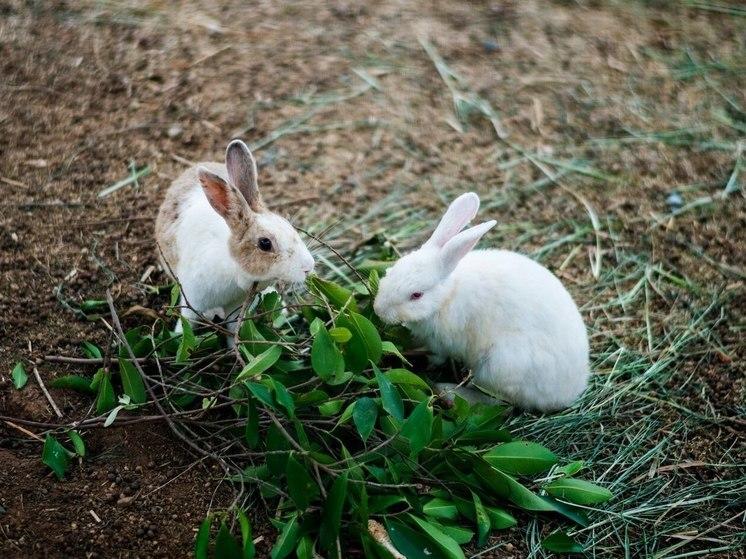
[[225, 139, 263, 211], [440, 220, 496, 275], [198, 167, 248, 221], [424, 192, 480, 248]]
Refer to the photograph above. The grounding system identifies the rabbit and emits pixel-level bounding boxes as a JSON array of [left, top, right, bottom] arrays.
[[373, 192, 589, 412], [155, 139, 315, 335]]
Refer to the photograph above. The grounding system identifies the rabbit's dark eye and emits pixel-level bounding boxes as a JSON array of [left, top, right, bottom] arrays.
[[410, 292, 423, 301], [257, 237, 273, 252]]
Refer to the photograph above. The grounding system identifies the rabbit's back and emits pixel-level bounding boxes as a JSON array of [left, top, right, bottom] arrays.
[[155, 161, 227, 276]]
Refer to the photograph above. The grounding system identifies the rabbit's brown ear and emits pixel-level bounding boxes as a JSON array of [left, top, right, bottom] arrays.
[[425, 192, 480, 248], [225, 139, 263, 211], [198, 167, 246, 220]]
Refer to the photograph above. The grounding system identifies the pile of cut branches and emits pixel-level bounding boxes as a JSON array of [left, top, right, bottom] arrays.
[[36, 262, 612, 558]]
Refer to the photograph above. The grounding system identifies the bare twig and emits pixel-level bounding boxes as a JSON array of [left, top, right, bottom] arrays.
[[33, 367, 63, 418], [3, 419, 44, 442], [233, 281, 260, 366]]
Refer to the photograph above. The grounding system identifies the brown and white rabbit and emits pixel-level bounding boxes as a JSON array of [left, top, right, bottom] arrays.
[[155, 139, 314, 334]]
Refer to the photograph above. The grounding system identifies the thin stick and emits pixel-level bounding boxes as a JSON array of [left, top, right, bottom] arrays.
[[33, 367, 63, 418], [233, 281, 259, 366], [3, 420, 44, 442], [44, 355, 147, 365], [296, 226, 369, 288]]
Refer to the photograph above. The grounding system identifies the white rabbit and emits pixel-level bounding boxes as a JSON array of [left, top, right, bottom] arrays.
[[155, 139, 314, 334], [373, 193, 589, 411]]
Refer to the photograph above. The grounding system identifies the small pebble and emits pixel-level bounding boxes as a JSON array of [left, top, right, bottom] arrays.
[[167, 124, 183, 138], [666, 191, 684, 211], [482, 39, 499, 53]]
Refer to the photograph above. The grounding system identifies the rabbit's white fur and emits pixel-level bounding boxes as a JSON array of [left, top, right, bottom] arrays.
[[373, 193, 589, 411], [155, 140, 314, 333]]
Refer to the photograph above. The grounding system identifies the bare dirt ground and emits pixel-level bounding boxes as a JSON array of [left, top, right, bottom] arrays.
[[1, 1, 744, 557]]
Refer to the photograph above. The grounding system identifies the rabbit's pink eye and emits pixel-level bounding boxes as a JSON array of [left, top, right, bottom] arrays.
[[410, 292, 423, 301]]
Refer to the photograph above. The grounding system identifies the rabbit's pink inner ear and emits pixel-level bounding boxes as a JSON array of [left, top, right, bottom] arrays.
[[225, 139, 262, 211], [198, 169, 232, 217], [425, 192, 480, 248], [439, 220, 496, 275]]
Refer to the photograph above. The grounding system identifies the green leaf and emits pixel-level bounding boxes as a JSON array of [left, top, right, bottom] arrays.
[[239, 319, 267, 355], [244, 398, 259, 448], [176, 317, 196, 363], [245, 382, 275, 409], [194, 516, 211, 559], [436, 523, 473, 545], [90, 368, 104, 390], [375, 368, 404, 421], [320, 472, 348, 553], [368, 269, 379, 296], [387, 520, 445, 559], [42, 435, 71, 480], [51, 375, 95, 394], [11, 362, 27, 390], [266, 424, 290, 476], [81, 341, 103, 359], [329, 327, 352, 343], [318, 399, 344, 416], [311, 326, 345, 381], [215, 522, 243, 559], [104, 404, 125, 427], [271, 514, 301, 559], [558, 460, 584, 477], [336, 312, 382, 373], [67, 431, 85, 457], [286, 456, 318, 510], [95, 373, 116, 414], [401, 400, 433, 455], [542, 531, 584, 553], [485, 506, 517, 530], [369, 495, 408, 514], [544, 478, 613, 505], [385, 369, 431, 391], [118, 358, 147, 404], [236, 345, 283, 382], [237, 509, 255, 559], [381, 341, 411, 365], [472, 492, 490, 546], [483, 441, 558, 476], [309, 276, 359, 312], [466, 405, 507, 431], [422, 498, 458, 520], [169, 283, 181, 308], [457, 429, 512, 444], [272, 379, 295, 418], [80, 299, 107, 313], [474, 460, 587, 525], [407, 514, 465, 559], [353, 397, 378, 442], [295, 536, 313, 559], [294, 390, 329, 407]]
